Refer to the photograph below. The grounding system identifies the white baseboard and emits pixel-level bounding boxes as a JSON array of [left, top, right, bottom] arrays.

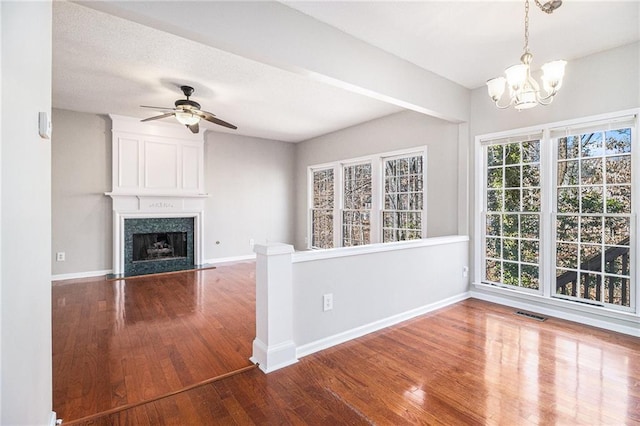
[[50, 411, 58, 426], [203, 254, 256, 265], [250, 338, 298, 373], [51, 269, 112, 282], [296, 292, 471, 359], [50, 255, 257, 282], [470, 290, 640, 337]]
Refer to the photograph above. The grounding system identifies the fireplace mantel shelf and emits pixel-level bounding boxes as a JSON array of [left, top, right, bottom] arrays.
[[105, 192, 209, 199]]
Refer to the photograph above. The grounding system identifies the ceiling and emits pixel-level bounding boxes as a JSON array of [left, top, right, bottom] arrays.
[[53, 1, 639, 143]]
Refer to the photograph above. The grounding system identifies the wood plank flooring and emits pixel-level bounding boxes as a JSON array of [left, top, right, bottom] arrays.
[[58, 275, 640, 426], [52, 262, 256, 423]]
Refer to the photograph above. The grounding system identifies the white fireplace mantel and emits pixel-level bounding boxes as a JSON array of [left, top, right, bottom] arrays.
[[107, 115, 210, 275], [106, 193, 208, 275]]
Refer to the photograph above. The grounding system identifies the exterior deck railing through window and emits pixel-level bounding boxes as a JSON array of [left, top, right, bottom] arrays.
[[556, 238, 630, 307]]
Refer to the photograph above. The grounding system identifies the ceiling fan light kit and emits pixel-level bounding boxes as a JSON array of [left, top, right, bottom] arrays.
[[175, 111, 200, 126], [141, 85, 237, 133], [486, 0, 566, 110]]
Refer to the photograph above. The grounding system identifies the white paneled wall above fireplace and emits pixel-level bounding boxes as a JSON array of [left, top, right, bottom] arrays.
[[109, 114, 205, 195], [107, 115, 208, 274]]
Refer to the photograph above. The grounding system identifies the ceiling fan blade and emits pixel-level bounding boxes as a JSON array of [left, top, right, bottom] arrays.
[[141, 111, 175, 122], [206, 116, 237, 130], [187, 123, 199, 134], [196, 110, 237, 129], [140, 105, 175, 111]]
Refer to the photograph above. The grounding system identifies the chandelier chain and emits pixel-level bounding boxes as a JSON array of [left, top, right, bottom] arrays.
[[524, 0, 530, 53]]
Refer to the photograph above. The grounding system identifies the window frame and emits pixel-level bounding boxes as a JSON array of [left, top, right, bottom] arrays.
[[474, 109, 639, 315], [308, 147, 427, 250], [480, 136, 545, 295], [551, 126, 635, 311], [309, 167, 336, 249]]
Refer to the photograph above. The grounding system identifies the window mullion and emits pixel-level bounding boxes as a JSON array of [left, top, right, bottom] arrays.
[[370, 157, 382, 244], [334, 165, 343, 248], [541, 128, 553, 298]]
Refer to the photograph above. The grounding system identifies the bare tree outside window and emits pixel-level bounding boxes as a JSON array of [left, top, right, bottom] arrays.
[[343, 163, 372, 246], [311, 168, 334, 249], [383, 155, 423, 242]]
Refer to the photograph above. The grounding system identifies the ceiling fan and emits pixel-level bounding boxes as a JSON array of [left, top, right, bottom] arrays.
[[141, 85, 237, 133]]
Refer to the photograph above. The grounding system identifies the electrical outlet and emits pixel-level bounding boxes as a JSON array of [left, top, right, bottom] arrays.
[[56, 252, 65, 262], [249, 238, 255, 247], [462, 266, 469, 277], [323, 293, 333, 311]]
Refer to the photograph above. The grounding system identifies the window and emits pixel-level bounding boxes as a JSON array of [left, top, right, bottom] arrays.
[[477, 111, 637, 313], [555, 128, 632, 307], [483, 139, 541, 291], [309, 148, 426, 249], [311, 168, 334, 249], [342, 163, 372, 246], [383, 155, 424, 242]]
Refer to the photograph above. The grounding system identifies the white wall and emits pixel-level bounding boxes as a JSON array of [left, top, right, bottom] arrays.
[[203, 132, 296, 261], [294, 110, 460, 249], [51, 109, 112, 276], [1, 1, 54, 424]]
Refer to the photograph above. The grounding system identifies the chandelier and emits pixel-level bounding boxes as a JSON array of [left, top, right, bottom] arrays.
[[486, 0, 566, 110]]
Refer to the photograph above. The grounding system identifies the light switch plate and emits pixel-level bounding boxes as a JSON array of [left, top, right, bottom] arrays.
[[39, 111, 51, 139]]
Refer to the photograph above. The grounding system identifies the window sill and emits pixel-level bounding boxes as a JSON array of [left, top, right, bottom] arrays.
[[472, 281, 640, 326]]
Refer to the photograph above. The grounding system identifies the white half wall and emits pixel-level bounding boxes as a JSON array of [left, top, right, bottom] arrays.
[[252, 236, 469, 372], [1, 1, 54, 424], [292, 236, 469, 351], [294, 110, 460, 249]]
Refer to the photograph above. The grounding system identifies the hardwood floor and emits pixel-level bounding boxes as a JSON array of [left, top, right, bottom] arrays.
[[52, 262, 256, 423], [56, 273, 640, 426]]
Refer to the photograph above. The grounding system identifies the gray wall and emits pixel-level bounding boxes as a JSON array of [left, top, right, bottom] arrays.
[[470, 42, 640, 137], [50, 110, 297, 275], [1, 1, 53, 424], [468, 42, 640, 288], [293, 110, 460, 249], [52, 109, 112, 276], [203, 132, 296, 260]]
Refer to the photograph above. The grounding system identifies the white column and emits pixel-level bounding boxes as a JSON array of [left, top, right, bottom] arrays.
[[250, 243, 297, 373]]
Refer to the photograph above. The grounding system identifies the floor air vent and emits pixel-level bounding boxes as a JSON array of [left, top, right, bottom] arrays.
[[514, 311, 547, 322]]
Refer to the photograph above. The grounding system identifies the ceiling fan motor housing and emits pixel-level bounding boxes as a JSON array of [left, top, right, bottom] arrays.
[[175, 99, 201, 110]]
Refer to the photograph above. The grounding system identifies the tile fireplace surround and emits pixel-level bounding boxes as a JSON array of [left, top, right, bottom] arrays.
[[107, 115, 208, 276]]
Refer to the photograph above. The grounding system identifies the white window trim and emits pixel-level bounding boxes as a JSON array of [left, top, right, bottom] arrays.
[[308, 146, 428, 250], [474, 108, 640, 317]]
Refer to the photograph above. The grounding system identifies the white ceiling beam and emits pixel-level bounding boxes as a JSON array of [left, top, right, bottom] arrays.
[[78, 1, 469, 123]]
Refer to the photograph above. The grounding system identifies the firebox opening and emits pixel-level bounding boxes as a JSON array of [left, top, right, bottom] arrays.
[[132, 232, 187, 263]]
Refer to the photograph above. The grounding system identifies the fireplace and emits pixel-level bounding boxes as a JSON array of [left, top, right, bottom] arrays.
[[124, 217, 195, 276], [132, 232, 187, 262], [106, 115, 208, 275]]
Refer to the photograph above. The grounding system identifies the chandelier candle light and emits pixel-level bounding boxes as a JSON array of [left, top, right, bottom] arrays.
[[486, 0, 566, 110]]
